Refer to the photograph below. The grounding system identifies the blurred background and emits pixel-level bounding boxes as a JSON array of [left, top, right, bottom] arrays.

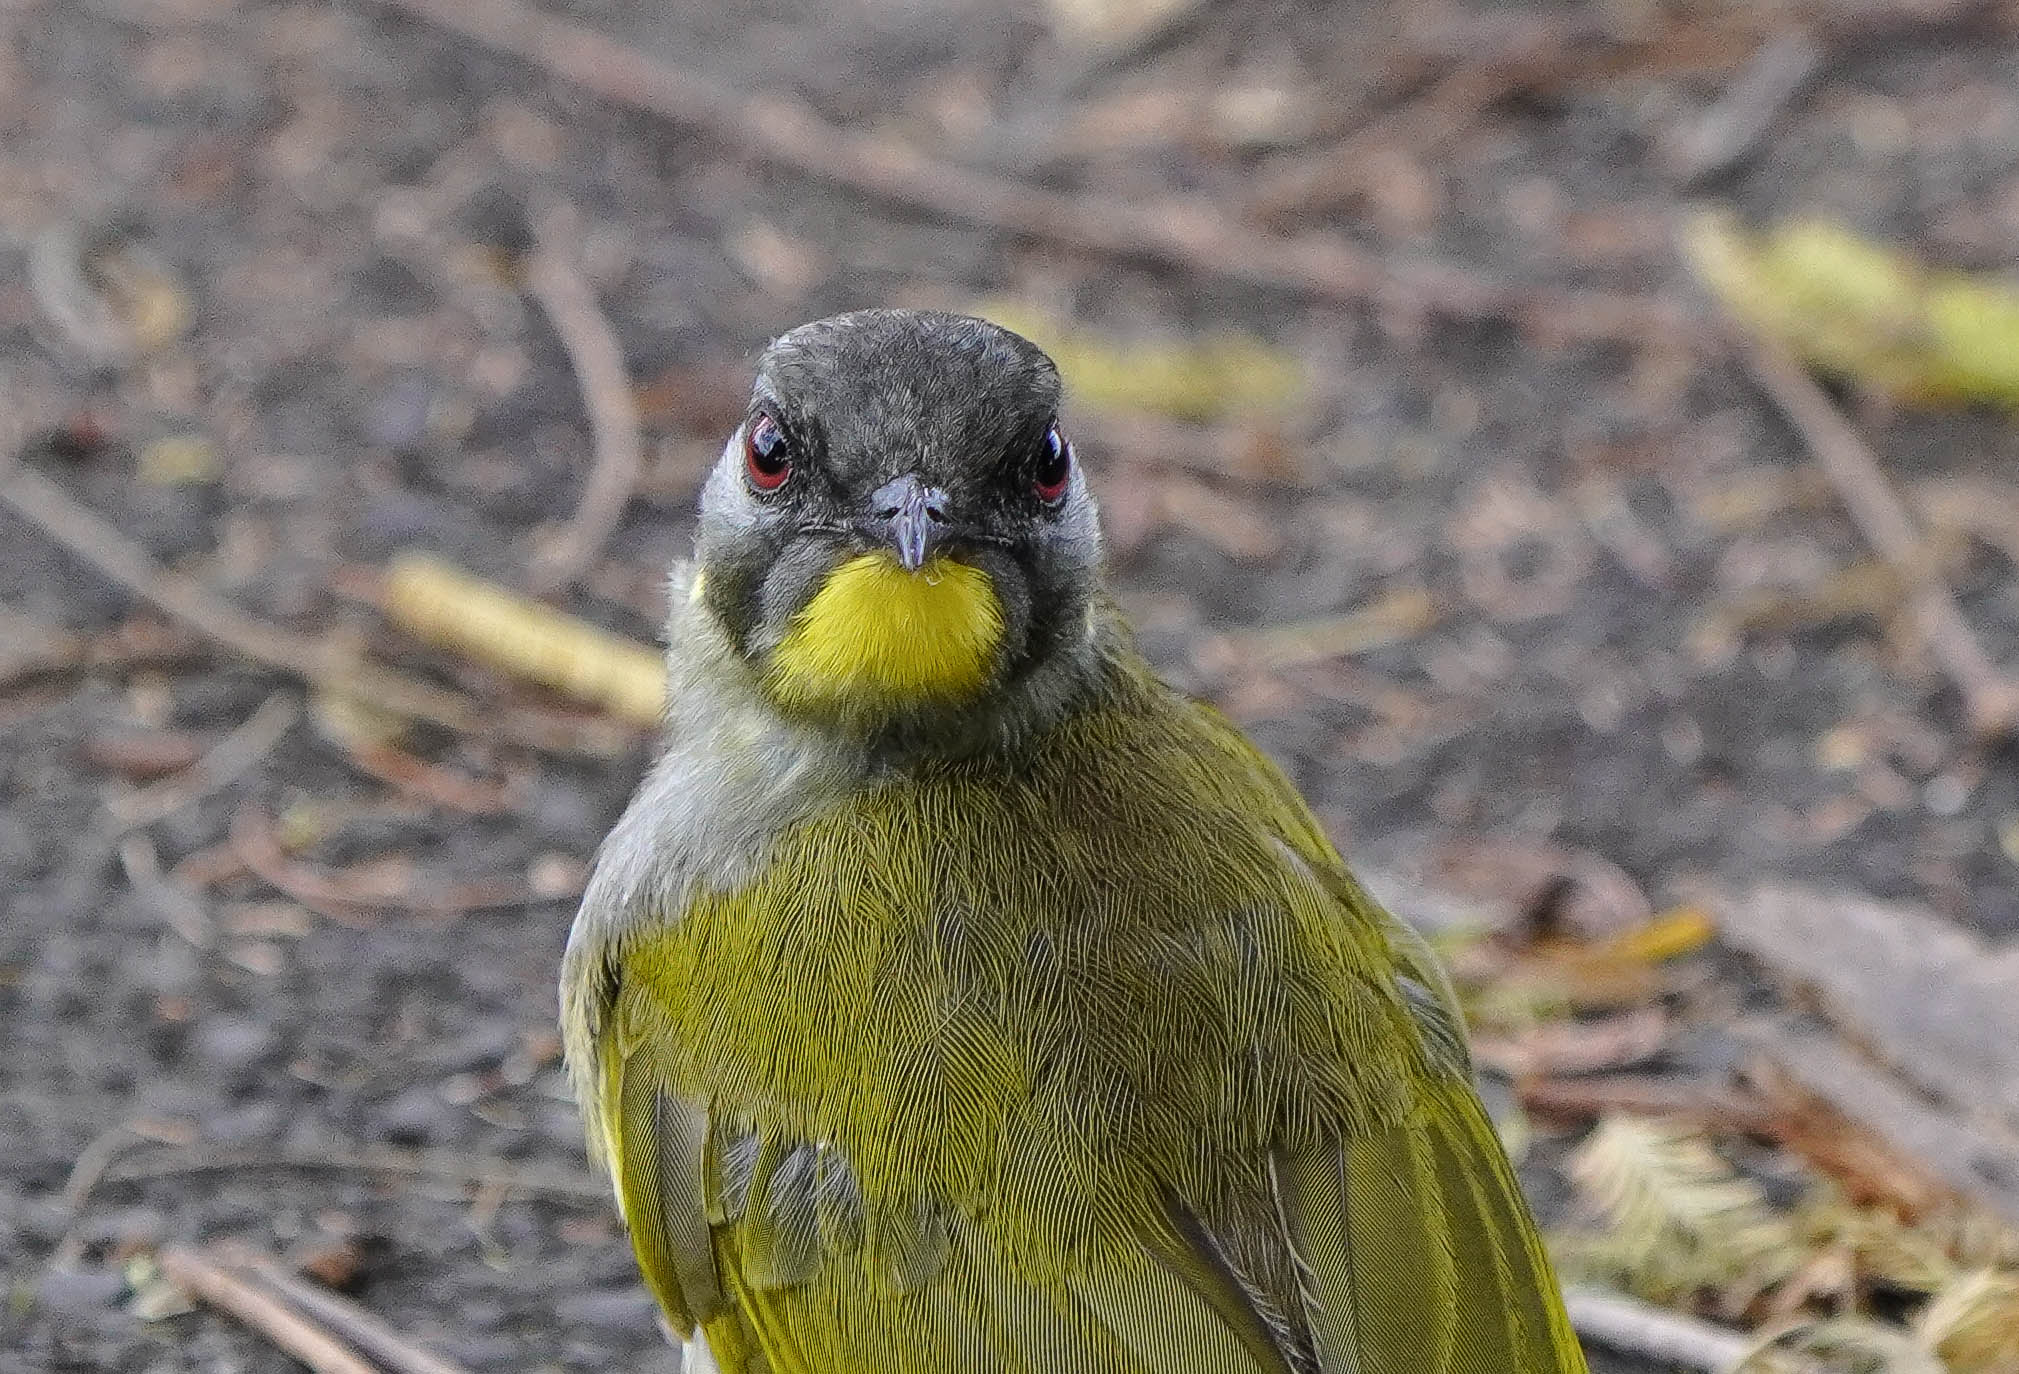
[[7, 0, 2019, 1370]]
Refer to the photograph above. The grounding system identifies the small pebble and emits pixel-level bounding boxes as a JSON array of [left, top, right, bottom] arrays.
[[1924, 772, 1970, 816], [190, 1015, 280, 1072], [378, 1083, 459, 1146]]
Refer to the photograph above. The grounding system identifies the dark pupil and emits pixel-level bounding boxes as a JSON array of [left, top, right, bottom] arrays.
[[1038, 430, 1068, 486], [750, 418, 787, 472]]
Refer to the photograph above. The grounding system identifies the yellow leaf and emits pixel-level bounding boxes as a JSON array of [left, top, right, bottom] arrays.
[[973, 300, 1304, 423], [1592, 906, 1718, 965], [382, 554, 665, 725], [137, 435, 219, 486], [1683, 210, 2019, 406]]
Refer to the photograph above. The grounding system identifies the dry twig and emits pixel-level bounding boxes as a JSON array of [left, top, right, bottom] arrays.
[[0, 613, 205, 690], [368, 0, 1697, 348], [229, 805, 566, 925], [1521, 1074, 1771, 1132], [104, 691, 300, 832], [381, 553, 665, 725], [1245, 56, 1550, 223], [118, 832, 214, 946], [524, 211, 646, 593], [235, 1251, 472, 1374], [102, 1143, 606, 1200], [341, 741, 524, 814], [1666, 31, 1822, 186], [0, 464, 629, 755], [159, 1245, 384, 1374], [1733, 335, 2019, 737], [43, 1117, 197, 1275]]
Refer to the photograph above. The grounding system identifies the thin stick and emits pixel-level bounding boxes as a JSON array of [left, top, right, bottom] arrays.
[[368, 0, 1697, 349], [1735, 334, 2019, 737], [342, 740, 523, 814], [229, 805, 559, 925], [1562, 1286, 1753, 1372], [1666, 30, 1822, 186], [0, 465, 629, 755], [1245, 56, 1549, 222], [101, 1143, 607, 1200], [106, 691, 300, 831], [235, 1251, 473, 1374], [525, 212, 645, 593], [119, 832, 214, 944], [1519, 1073, 1770, 1131], [1, 466, 479, 730], [46, 1115, 198, 1271], [159, 1245, 382, 1374]]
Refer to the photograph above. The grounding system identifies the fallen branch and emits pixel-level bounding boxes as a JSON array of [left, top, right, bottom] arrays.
[[159, 1245, 383, 1374], [0, 464, 628, 755], [524, 210, 645, 593], [368, 0, 1698, 349], [1732, 334, 2019, 737], [1562, 1286, 1754, 1372]]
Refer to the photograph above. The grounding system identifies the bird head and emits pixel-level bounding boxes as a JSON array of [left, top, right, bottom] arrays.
[[692, 310, 1109, 742]]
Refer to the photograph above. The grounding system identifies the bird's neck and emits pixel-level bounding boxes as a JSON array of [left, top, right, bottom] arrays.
[[577, 582, 1146, 945]]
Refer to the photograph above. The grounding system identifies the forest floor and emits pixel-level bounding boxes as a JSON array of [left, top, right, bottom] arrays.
[[7, 1, 2019, 1370]]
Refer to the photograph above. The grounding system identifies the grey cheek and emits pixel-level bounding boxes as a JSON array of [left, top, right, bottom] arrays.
[[698, 434, 747, 518]]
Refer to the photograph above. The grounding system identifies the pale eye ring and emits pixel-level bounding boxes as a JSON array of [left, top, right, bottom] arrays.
[[1033, 423, 1071, 504]]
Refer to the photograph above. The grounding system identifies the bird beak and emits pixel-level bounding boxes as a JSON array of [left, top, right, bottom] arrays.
[[866, 474, 949, 572]]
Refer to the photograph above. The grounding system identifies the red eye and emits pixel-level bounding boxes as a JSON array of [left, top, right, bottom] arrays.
[[1033, 423, 1071, 504], [744, 411, 791, 491]]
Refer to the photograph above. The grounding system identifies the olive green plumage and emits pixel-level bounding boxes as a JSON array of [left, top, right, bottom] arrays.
[[563, 309, 1588, 1373]]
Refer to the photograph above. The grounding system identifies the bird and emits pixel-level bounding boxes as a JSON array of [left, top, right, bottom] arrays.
[[560, 308, 1589, 1374]]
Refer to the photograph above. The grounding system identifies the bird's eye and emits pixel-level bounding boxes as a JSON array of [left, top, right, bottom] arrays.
[[744, 411, 791, 492], [1033, 423, 1072, 504]]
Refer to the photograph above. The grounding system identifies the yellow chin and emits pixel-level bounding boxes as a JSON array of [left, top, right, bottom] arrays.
[[767, 553, 1003, 715]]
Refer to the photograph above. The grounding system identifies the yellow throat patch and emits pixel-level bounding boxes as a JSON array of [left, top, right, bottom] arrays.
[[767, 553, 1003, 713]]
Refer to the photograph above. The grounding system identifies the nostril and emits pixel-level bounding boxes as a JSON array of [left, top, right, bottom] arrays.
[[924, 502, 947, 522]]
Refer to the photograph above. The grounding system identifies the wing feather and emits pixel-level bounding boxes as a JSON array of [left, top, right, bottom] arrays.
[[610, 1035, 724, 1334]]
